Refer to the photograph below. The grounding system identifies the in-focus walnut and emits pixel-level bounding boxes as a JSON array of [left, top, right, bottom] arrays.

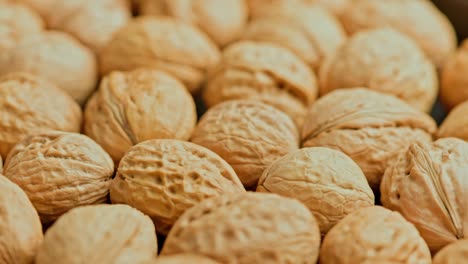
[[320, 206, 431, 264], [110, 139, 245, 235], [0, 73, 82, 159], [99, 16, 220, 94], [438, 101, 468, 141], [381, 138, 468, 252], [35, 204, 158, 264], [4, 131, 114, 224], [301, 88, 437, 190], [153, 254, 220, 264], [339, 0, 457, 67], [0, 31, 97, 105], [0, 176, 43, 264], [257, 147, 374, 235], [84, 68, 197, 163], [203, 41, 317, 127], [137, 0, 247, 47], [433, 239, 468, 264], [162, 192, 321, 264], [319, 27, 438, 113], [191, 100, 299, 188], [440, 40, 468, 110]]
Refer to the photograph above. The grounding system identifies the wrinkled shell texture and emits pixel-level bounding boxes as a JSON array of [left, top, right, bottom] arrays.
[[110, 139, 245, 235], [36, 204, 158, 264], [4, 131, 114, 223], [154, 254, 220, 264], [441, 40, 468, 110], [438, 101, 468, 141], [302, 88, 437, 190], [433, 239, 468, 264], [0, 31, 97, 105], [99, 16, 220, 93], [0, 73, 82, 159], [85, 68, 196, 163], [257, 147, 374, 235], [320, 206, 432, 264], [162, 193, 321, 264], [138, 0, 247, 47], [381, 138, 468, 252], [319, 28, 438, 113], [204, 41, 317, 127], [191, 100, 299, 188], [339, 0, 457, 67], [0, 176, 43, 264]]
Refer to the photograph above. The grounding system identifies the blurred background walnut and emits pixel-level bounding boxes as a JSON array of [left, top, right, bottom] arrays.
[[433, 239, 468, 264], [438, 100, 468, 141], [153, 255, 220, 264], [246, 0, 350, 17], [440, 40, 468, 110]]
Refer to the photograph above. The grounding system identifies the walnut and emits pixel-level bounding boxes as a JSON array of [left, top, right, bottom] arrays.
[[203, 41, 317, 127], [191, 100, 299, 188], [320, 206, 431, 263], [246, 0, 350, 17], [110, 139, 245, 235], [339, 0, 457, 67], [0, 31, 97, 105], [438, 101, 468, 141], [99, 16, 220, 94], [84, 68, 197, 163], [433, 239, 468, 264], [319, 28, 438, 113], [3, 131, 114, 224], [0, 176, 43, 264], [313, 0, 351, 16], [35, 204, 158, 264], [0, 73, 82, 159], [161, 192, 321, 264], [440, 40, 468, 110], [154, 254, 220, 264], [381, 138, 468, 252], [257, 147, 374, 235], [302, 88, 437, 190]]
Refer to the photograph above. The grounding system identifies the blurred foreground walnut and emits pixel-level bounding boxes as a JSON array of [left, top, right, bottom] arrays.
[[433, 240, 468, 264]]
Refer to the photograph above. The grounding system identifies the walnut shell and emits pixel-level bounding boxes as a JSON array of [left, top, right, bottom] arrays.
[[380, 138, 468, 252], [99, 16, 220, 94], [203, 41, 317, 127], [438, 101, 468, 141], [440, 40, 468, 110], [4, 131, 114, 223], [191, 100, 299, 188], [84, 68, 196, 163], [0, 176, 43, 264], [302, 88, 437, 190], [433, 239, 468, 264], [319, 27, 438, 113], [161, 192, 321, 264], [246, 0, 348, 17], [0, 31, 97, 105], [0, 73, 82, 159], [313, 0, 350, 16], [154, 254, 220, 264], [320, 206, 431, 264], [257, 147, 374, 235], [339, 0, 457, 67], [35, 204, 158, 264], [110, 139, 245, 235]]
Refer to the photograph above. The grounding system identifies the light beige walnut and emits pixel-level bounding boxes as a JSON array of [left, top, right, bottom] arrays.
[[319, 28, 438, 113], [433, 240, 468, 264], [440, 40, 468, 110], [36, 204, 158, 264], [0, 73, 82, 159], [153, 254, 220, 264], [203, 41, 317, 128], [313, 0, 351, 16], [339, 0, 457, 67], [4, 131, 114, 224], [0, 31, 97, 105], [99, 16, 220, 94], [381, 138, 468, 252], [162, 192, 321, 264], [110, 139, 245, 235], [438, 101, 468, 141], [257, 147, 374, 235], [302, 88, 437, 190], [84, 68, 197, 163], [191, 100, 299, 188], [320, 206, 431, 264], [0, 176, 43, 264]]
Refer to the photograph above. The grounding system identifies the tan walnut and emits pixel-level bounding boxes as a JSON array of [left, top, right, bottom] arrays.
[[302, 88, 437, 190], [161, 192, 321, 264], [319, 27, 438, 113], [153, 254, 220, 264], [4, 131, 114, 224], [99, 16, 220, 94], [440, 40, 468, 110], [246, 0, 350, 17], [257, 147, 374, 235], [433, 239, 468, 264], [381, 138, 468, 252], [320, 206, 431, 264], [35, 204, 158, 264], [203, 41, 317, 127], [438, 100, 468, 141], [0, 73, 82, 159], [110, 139, 245, 235], [191, 100, 299, 188]]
